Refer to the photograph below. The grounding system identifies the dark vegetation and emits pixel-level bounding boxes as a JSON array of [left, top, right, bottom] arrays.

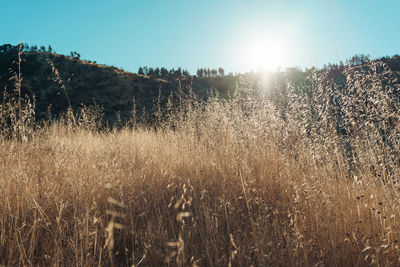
[[0, 44, 237, 125]]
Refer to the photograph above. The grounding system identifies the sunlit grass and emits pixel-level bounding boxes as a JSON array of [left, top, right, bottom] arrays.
[[1, 58, 400, 265]]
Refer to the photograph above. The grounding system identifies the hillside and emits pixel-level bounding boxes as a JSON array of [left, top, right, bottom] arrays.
[[0, 48, 172, 123], [1, 44, 400, 126], [0, 45, 245, 125]]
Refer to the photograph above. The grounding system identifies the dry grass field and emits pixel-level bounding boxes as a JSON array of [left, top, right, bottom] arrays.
[[1, 60, 400, 266]]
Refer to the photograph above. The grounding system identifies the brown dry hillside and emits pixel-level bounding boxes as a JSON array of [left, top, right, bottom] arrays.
[[1, 44, 400, 127], [0, 45, 244, 125], [0, 46, 184, 123]]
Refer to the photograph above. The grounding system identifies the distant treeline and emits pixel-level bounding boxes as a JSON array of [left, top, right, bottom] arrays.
[[0, 43, 81, 59], [138, 66, 190, 79], [4, 43, 397, 78], [137, 66, 231, 79]]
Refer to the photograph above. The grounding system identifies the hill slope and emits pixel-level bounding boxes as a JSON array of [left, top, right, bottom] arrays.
[[0, 51, 181, 123], [1, 44, 400, 126]]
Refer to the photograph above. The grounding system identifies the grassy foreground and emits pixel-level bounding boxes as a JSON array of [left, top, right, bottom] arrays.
[[2, 66, 400, 266]]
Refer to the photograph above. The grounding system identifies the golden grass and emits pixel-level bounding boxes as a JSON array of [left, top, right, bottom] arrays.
[[1, 108, 400, 266], [2, 59, 400, 265]]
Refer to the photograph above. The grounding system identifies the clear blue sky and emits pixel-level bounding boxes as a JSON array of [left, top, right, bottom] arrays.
[[1, 0, 399, 74]]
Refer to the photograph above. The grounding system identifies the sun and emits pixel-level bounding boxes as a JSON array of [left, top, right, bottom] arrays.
[[242, 37, 290, 72]]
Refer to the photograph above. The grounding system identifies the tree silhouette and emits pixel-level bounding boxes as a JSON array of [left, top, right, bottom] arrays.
[[143, 66, 149, 75], [70, 51, 80, 58], [160, 67, 168, 78], [347, 54, 370, 66], [0, 44, 12, 54], [196, 68, 203, 78], [175, 67, 182, 78], [138, 67, 144, 75], [218, 67, 225, 76], [154, 67, 160, 77], [22, 43, 29, 52]]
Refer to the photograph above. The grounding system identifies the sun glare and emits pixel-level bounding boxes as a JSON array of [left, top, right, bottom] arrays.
[[242, 37, 290, 72]]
